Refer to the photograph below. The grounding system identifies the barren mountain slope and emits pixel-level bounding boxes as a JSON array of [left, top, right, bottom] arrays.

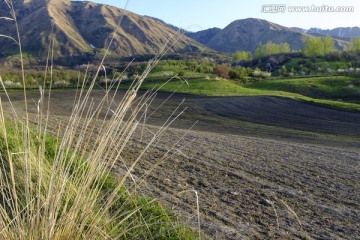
[[0, 0, 205, 57]]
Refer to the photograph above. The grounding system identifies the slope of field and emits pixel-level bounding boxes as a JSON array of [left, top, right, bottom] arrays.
[[2, 90, 359, 239]]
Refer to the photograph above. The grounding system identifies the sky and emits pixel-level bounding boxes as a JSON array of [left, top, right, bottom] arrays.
[[90, 0, 360, 31]]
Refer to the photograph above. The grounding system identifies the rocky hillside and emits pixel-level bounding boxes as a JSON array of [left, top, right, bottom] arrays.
[[186, 18, 349, 53], [0, 0, 205, 58]]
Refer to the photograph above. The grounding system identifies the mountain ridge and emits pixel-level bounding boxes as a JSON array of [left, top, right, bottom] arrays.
[[292, 27, 360, 39], [185, 18, 350, 53], [1, 1, 357, 59], [0, 0, 205, 58]]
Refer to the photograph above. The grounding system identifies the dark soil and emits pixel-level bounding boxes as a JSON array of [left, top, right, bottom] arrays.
[[2, 90, 360, 239]]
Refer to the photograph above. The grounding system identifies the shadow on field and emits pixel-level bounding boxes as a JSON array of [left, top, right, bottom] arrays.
[[3, 90, 360, 148]]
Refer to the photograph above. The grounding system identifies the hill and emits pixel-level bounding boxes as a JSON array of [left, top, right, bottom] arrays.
[[186, 27, 222, 46], [186, 18, 349, 53], [0, 0, 205, 58]]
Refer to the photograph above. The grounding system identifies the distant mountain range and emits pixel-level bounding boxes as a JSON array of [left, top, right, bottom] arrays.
[[292, 27, 360, 39], [0, 1, 358, 60], [0, 0, 204, 58], [185, 18, 350, 53]]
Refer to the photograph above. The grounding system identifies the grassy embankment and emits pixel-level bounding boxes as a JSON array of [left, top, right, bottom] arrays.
[[0, 121, 196, 239]]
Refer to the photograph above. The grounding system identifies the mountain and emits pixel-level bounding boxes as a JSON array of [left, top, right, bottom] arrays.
[[0, 0, 204, 58], [294, 27, 360, 39], [145, 16, 181, 32], [186, 18, 349, 53], [186, 28, 222, 46]]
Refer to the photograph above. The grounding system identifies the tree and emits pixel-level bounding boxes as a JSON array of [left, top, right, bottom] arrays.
[[346, 37, 360, 52], [302, 37, 324, 56], [233, 51, 252, 61], [264, 42, 280, 55], [254, 42, 290, 58], [254, 43, 264, 58], [302, 36, 336, 56], [279, 43, 290, 53], [280, 65, 288, 77], [229, 66, 246, 79], [322, 36, 335, 54]]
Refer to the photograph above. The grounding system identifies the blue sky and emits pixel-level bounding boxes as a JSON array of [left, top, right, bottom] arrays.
[[91, 0, 360, 31]]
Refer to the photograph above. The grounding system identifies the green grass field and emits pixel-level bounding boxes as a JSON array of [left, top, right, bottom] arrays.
[[247, 76, 360, 102], [127, 74, 360, 112]]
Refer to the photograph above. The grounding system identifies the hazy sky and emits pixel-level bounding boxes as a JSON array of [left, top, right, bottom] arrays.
[[91, 0, 360, 31]]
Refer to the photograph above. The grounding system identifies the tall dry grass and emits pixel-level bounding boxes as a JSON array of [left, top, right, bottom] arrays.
[[0, 1, 200, 239]]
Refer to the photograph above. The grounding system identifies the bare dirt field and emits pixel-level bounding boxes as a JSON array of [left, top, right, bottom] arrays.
[[2, 90, 360, 239]]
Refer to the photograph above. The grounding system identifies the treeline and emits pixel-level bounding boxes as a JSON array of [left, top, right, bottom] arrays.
[[254, 42, 290, 58], [302, 36, 334, 56], [232, 42, 291, 61], [234, 37, 360, 60], [303, 36, 360, 56], [150, 59, 271, 82], [239, 50, 360, 78]]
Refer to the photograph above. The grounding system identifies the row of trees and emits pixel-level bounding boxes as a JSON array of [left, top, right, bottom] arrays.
[[233, 37, 360, 60], [233, 51, 252, 61], [0, 69, 80, 87], [303, 36, 360, 56], [254, 42, 290, 58], [302, 36, 335, 56], [233, 42, 291, 61]]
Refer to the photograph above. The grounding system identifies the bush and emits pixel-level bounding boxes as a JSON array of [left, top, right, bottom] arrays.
[[177, 70, 186, 77], [213, 65, 230, 78], [229, 66, 246, 79]]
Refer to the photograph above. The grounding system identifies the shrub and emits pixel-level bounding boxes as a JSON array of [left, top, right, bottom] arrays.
[[213, 65, 230, 78], [177, 70, 186, 77]]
